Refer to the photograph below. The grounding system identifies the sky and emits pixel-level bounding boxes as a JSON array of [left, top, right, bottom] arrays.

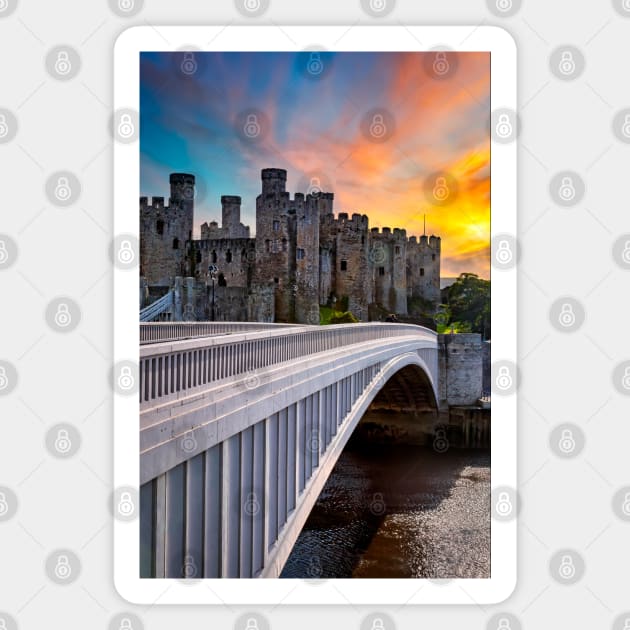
[[140, 51, 490, 278]]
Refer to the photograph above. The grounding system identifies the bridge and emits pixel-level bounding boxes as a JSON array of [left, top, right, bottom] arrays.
[[139, 321, 439, 579]]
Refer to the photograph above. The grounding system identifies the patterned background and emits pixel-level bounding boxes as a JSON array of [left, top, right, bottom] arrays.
[[1, 0, 629, 628]]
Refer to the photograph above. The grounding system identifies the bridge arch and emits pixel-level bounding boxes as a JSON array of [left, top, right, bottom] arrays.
[[139, 322, 438, 579]]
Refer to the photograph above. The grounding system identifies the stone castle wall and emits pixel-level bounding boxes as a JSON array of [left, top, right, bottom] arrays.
[[437, 333, 483, 408], [140, 169, 442, 324]]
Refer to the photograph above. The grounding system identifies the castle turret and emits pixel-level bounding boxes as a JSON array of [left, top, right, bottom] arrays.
[[261, 168, 287, 196]]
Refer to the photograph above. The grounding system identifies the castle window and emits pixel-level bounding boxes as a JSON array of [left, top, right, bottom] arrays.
[[273, 220, 280, 232], [211, 250, 217, 263], [172, 238, 179, 250], [340, 260, 347, 271], [226, 250, 232, 263], [432, 254, 436, 261], [282, 238, 287, 252], [297, 248, 305, 260], [274, 277, 279, 284], [395, 246, 400, 255], [361, 235, 365, 245], [218, 273, 226, 287], [241, 248, 247, 261], [196, 250, 202, 263], [156, 220, 164, 236], [420, 268, 425, 276], [378, 267, 385, 276], [265, 240, 270, 253]]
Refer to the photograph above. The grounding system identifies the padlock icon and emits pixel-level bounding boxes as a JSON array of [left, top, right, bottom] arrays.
[[558, 176, 576, 202], [244, 492, 260, 515], [244, 0, 261, 10], [371, 618, 385, 630], [497, 619, 512, 630], [181, 52, 197, 75], [495, 0, 512, 11], [558, 554, 575, 579], [118, 113, 135, 139], [495, 113, 513, 139], [0, 0, 7, 11], [495, 491, 513, 516], [558, 303, 576, 328], [433, 176, 450, 201], [369, 113, 387, 138], [54, 429, 72, 454], [0, 366, 8, 390], [245, 618, 259, 630], [624, 0, 630, 10], [558, 51, 576, 76], [0, 240, 8, 264], [621, 492, 630, 516], [54, 302, 72, 328], [371, 492, 386, 514], [369, 0, 386, 11], [622, 366, 630, 390], [622, 241, 630, 264], [433, 52, 449, 76], [0, 618, 7, 630], [0, 114, 8, 138], [433, 428, 448, 452], [118, 366, 135, 391], [119, 618, 134, 630], [182, 554, 197, 578], [496, 240, 513, 264], [558, 429, 575, 454], [623, 619, 630, 630], [118, 492, 135, 516], [496, 366, 513, 390], [307, 52, 323, 75], [181, 431, 197, 453], [0, 492, 8, 516], [243, 113, 261, 138], [54, 176, 72, 202], [621, 114, 630, 139], [117, 240, 135, 264], [308, 176, 322, 196], [118, 0, 134, 10], [54, 51, 72, 76], [54, 554, 72, 579]]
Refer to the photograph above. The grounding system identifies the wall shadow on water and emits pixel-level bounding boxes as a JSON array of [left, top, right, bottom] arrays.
[[280, 411, 491, 579]]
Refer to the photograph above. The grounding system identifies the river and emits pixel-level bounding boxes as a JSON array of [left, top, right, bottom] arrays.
[[280, 424, 491, 579]]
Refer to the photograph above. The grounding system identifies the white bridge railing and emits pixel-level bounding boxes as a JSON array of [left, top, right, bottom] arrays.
[[139, 322, 438, 411], [139, 290, 173, 322], [140, 321, 298, 344]]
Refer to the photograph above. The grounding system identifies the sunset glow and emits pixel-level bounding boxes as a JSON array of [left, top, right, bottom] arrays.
[[140, 51, 490, 278]]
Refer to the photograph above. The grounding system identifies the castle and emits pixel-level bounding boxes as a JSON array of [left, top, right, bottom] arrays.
[[140, 168, 441, 323]]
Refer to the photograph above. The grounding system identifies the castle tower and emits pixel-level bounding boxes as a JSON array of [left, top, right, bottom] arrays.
[[139, 173, 195, 285], [254, 168, 294, 322], [221, 195, 242, 236], [294, 193, 321, 324], [369, 227, 408, 315], [407, 234, 441, 310]]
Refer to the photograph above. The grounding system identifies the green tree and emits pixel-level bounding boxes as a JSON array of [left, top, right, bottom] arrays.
[[446, 273, 490, 339]]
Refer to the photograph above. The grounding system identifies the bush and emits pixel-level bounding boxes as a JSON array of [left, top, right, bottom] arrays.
[[328, 311, 359, 324]]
